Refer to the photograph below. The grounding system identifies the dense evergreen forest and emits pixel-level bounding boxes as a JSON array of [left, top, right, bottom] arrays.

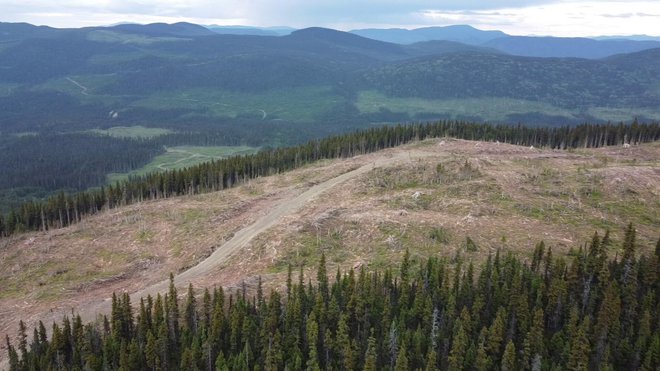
[[0, 120, 658, 237], [5, 224, 659, 370], [0, 129, 259, 197], [0, 134, 163, 191], [0, 122, 313, 214]]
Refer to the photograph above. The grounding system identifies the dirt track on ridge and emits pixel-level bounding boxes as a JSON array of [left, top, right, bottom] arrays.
[[0, 148, 429, 370], [36, 150, 430, 333]]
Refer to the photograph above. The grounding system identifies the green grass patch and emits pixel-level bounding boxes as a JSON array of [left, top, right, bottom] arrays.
[[601, 200, 659, 227], [107, 145, 258, 184], [356, 90, 577, 121], [131, 86, 343, 122], [89, 125, 173, 139], [171, 242, 183, 258], [357, 91, 660, 122], [136, 227, 155, 243]]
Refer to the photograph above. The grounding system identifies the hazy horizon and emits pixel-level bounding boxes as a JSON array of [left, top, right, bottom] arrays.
[[1, 0, 659, 38]]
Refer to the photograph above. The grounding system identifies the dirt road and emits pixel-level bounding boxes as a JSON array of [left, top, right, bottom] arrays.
[[0, 150, 428, 370], [128, 151, 429, 302], [66, 77, 90, 96], [51, 151, 426, 317]]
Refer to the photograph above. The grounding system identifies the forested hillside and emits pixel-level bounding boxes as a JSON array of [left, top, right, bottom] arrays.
[[1, 24, 658, 133], [363, 49, 660, 109], [6, 225, 659, 370], [349, 25, 660, 58]]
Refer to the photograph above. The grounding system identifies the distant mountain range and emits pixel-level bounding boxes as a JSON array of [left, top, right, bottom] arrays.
[[190, 23, 660, 59], [0, 20, 658, 138], [350, 25, 507, 45], [349, 25, 660, 59], [206, 25, 295, 36], [3, 21, 658, 58]]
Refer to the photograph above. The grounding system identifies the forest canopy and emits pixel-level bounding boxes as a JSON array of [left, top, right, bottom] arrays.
[[5, 224, 659, 370]]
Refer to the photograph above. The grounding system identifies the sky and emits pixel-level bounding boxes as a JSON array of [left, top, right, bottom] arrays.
[[1, 0, 659, 37]]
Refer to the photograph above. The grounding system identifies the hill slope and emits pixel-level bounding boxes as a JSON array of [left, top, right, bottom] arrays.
[[1, 23, 659, 137], [349, 25, 660, 58], [485, 35, 660, 59], [1, 139, 658, 360], [362, 50, 660, 110]]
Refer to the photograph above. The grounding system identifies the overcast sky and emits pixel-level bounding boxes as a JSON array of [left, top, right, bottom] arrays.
[[1, 0, 659, 36]]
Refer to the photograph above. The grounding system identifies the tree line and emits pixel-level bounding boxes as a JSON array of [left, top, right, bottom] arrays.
[[5, 224, 659, 370], [1, 120, 658, 237]]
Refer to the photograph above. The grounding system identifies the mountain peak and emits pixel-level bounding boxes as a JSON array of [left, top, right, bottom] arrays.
[[288, 27, 403, 55], [111, 22, 216, 37], [291, 27, 350, 38], [290, 27, 389, 45], [349, 25, 507, 45]]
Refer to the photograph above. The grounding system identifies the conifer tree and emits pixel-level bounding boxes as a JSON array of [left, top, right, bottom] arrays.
[[306, 311, 321, 371], [501, 340, 517, 371], [486, 307, 506, 364], [567, 316, 591, 371], [523, 307, 545, 369], [317, 253, 329, 304], [336, 313, 354, 370], [448, 321, 468, 371], [474, 328, 491, 371], [6, 336, 19, 371], [394, 344, 409, 371], [184, 283, 198, 335], [363, 330, 377, 371]]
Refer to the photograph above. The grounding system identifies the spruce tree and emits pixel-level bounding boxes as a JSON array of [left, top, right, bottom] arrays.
[[567, 316, 591, 371], [501, 340, 517, 371], [363, 331, 378, 371], [394, 345, 409, 371], [448, 321, 468, 371], [306, 311, 321, 371]]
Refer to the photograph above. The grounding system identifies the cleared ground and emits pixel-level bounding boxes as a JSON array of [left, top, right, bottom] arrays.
[[1, 139, 658, 365]]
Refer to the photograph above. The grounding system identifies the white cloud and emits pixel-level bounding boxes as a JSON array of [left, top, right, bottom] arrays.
[[418, 1, 660, 36], [0, 0, 658, 36]]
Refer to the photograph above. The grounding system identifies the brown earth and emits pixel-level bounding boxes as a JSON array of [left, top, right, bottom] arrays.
[[1, 138, 658, 368]]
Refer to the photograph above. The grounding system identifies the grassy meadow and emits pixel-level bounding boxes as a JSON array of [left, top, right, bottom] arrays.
[[107, 145, 259, 184]]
